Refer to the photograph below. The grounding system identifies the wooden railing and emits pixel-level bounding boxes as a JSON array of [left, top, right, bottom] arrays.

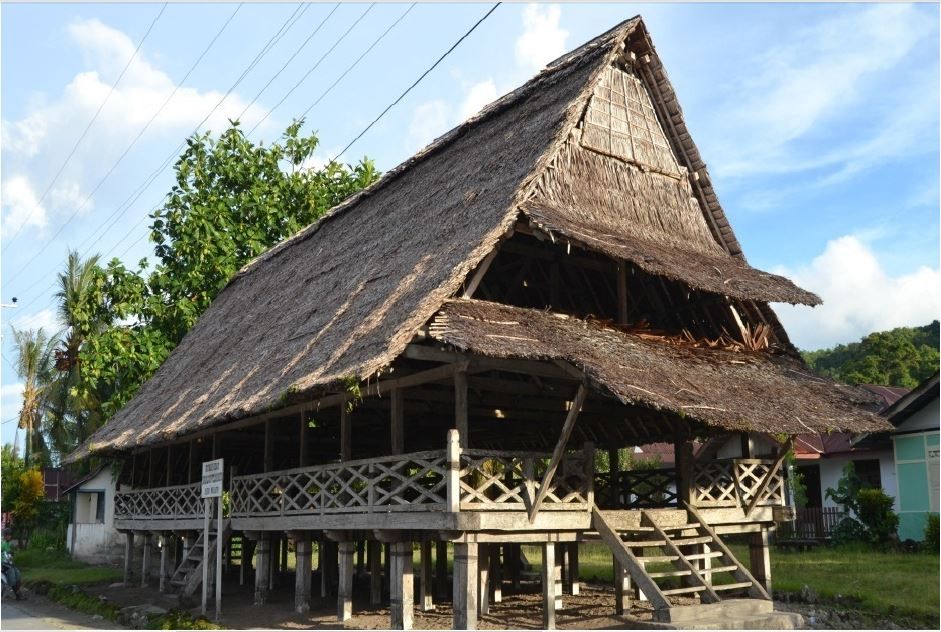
[[229, 451, 448, 517], [114, 482, 203, 520], [691, 458, 785, 509], [594, 468, 678, 509], [458, 447, 593, 512], [777, 507, 844, 541]]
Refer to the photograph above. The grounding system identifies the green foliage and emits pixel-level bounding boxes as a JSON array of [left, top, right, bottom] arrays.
[[12, 469, 46, 544], [825, 461, 863, 514], [856, 487, 900, 544], [924, 513, 939, 551], [1, 444, 25, 510], [802, 321, 939, 388]]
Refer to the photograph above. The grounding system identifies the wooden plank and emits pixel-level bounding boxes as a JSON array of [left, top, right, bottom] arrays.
[[528, 384, 589, 523], [744, 439, 791, 517], [463, 248, 500, 298]]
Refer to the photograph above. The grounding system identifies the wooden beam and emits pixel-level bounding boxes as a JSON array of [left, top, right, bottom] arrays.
[[454, 370, 468, 444], [263, 420, 272, 472], [744, 438, 792, 517], [403, 345, 577, 381], [391, 389, 404, 455], [299, 414, 308, 467], [463, 249, 500, 298], [528, 384, 589, 523]]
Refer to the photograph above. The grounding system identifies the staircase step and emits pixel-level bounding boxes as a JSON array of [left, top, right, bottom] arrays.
[[648, 569, 691, 579], [670, 535, 713, 546], [623, 538, 667, 548], [685, 551, 724, 561], [662, 522, 700, 531], [636, 554, 678, 564], [661, 585, 707, 596], [702, 565, 739, 574], [713, 581, 753, 592]]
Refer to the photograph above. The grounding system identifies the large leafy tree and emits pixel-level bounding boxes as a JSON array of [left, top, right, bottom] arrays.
[[802, 321, 939, 388], [77, 120, 379, 419]]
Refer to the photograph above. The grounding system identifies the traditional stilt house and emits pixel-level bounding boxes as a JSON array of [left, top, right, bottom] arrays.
[[67, 17, 890, 629]]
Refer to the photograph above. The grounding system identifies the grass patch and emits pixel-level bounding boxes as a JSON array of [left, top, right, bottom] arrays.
[[17, 548, 124, 585]]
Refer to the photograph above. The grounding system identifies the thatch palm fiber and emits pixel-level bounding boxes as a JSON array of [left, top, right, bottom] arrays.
[[430, 299, 891, 435]]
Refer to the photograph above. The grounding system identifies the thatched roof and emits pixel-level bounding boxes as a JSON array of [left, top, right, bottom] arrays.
[[69, 17, 828, 461], [429, 299, 890, 435]]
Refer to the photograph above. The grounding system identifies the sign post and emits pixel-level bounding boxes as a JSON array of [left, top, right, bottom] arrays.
[[201, 459, 224, 618]]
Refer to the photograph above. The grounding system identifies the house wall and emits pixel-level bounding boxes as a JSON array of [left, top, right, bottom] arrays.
[[815, 450, 897, 510], [895, 397, 939, 434], [68, 469, 125, 564], [893, 430, 940, 541]]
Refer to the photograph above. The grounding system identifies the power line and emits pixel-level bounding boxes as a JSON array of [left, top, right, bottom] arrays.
[[299, 4, 415, 122], [248, 3, 376, 137], [4, 3, 245, 287], [1, 3, 169, 249], [332, 2, 501, 162]]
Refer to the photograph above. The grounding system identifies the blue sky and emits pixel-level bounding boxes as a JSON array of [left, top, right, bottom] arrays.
[[1, 2, 939, 448]]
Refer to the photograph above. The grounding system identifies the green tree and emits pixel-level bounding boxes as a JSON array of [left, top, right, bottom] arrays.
[[12, 469, 45, 546], [1, 444, 25, 512], [802, 321, 939, 388], [77, 120, 379, 420]]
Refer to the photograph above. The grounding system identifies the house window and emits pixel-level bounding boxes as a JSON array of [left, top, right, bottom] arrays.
[[853, 459, 882, 490]]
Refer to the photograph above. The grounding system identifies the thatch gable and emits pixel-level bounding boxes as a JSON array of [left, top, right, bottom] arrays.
[[69, 17, 830, 460]]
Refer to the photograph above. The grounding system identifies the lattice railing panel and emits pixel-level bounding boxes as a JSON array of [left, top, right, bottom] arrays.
[[229, 451, 448, 517], [692, 459, 785, 509], [458, 449, 591, 512], [114, 483, 202, 520], [594, 467, 678, 509]]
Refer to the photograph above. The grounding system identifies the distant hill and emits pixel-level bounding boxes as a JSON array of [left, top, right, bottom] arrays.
[[801, 321, 939, 389]]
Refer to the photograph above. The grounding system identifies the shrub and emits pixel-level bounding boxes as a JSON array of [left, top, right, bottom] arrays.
[[831, 516, 868, 544], [856, 488, 899, 544], [925, 513, 940, 551]]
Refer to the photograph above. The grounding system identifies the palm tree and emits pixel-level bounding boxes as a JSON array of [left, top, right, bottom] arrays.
[[11, 326, 58, 466]]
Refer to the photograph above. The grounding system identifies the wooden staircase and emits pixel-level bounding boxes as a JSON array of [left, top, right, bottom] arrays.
[[591, 503, 777, 624], [168, 520, 231, 596]]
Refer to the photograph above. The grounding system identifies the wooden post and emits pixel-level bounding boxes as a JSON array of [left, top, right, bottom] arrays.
[[340, 406, 351, 461], [420, 540, 434, 611], [263, 420, 272, 473], [478, 545, 490, 615], [558, 544, 569, 594], [294, 533, 312, 614], [159, 534, 170, 593], [391, 388, 404, 454], [542, 542, 556, 630], [384, 543, 391, 599], [674, 422, 693, 505], [453, 542, 478, 630], [369, 540, 382, 606], [299, 414, 308, 467], [320, 539, 337, 598], [491, 546, 502, 604], [614, 558, 630, 615], [166, 444, 173, 486], [123, 532, 135, 584], [530, 384, 589, 522], [749, 527, 772, 594], [338, 541, 355, 621], [569, 543, 580, 596], [356, 539, 365, 577], [147, 449, 155, 488], [254, 536, 270, 606], [435, 541, 448, 600], [390, 541, 414, 630], [510, 544, 521, 592], [140, 533, 152, 588], [454, 370, 468, 444], [447, 429, 461, 513], [269, 537, 279, 590]]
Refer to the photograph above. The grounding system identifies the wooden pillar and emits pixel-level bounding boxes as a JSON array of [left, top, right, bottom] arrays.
[[123, 532, 135, 584], [254, 536, 270, 606], [269, 537, 279, 590], [491, 546, 502, 603], [384, 543, 391, 599], [454, 370, 468, 445], [340, 407, 352, 461], [614, 558, 630, 615], [369, 540, 382, 606], [147, 449, 155, 488], [542, 542, 556, 630], [140, 533, 152, 587], [263, 420, 273, 473], [674, 422, 693, 505], [435, 541, 448, 600], [391, 388, 404, 454], [569, 542, 580, 596], [159, 534, 170, 593], [749, 527, 772, 593], [294, 533, 312, 614], [390, 541, 414, 630], [338, 541, 355, 621], [320, 539, 337, 598], [280, 536, 289, 576], [299, 414, 308, 467], [478, 545, 490, 615], [241, 539, 254, 586], [558, 544, 569, 594], [166, 444, 173, 486], [420, 540, 434, 612], [453, 542, 478, 630], [356, 540, 365, 577], [509, 544, 521, 592]]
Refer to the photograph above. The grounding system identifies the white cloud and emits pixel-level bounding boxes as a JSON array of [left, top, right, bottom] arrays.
[[407, 100, 449, 152], [1, 175, 48, 237], [773, 236, 941, 350], [10, 308, 62, 336], [710, 4, 937, 182], [458, 80, 498, 122], [515, 4, 568, 72], [1, 18, 269, 239]]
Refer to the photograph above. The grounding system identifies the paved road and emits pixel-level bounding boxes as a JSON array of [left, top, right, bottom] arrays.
[[1, 594, 120, 630]]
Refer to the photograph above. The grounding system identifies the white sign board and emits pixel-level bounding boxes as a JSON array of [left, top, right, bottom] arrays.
[[201, 458, 224, 498]]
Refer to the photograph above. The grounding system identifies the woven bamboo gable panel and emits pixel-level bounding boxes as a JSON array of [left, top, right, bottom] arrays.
[[580, 65, 682, 176]]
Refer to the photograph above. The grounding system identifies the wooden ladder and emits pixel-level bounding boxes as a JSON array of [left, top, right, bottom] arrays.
[[168, 520, 232, 596], [590, 505, 769, 622]]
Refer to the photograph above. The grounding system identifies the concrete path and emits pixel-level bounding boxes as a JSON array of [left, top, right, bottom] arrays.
[[0, 594, 121, 630]]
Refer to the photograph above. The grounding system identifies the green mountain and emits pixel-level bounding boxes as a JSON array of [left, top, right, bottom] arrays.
[[801, 321, 939, 389]]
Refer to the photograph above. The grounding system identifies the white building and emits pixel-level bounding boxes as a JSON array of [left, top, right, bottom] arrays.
[[64, 465, 126, 564]]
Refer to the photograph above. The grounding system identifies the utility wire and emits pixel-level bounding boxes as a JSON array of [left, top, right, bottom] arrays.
[[4, 4, 244, 287], [332, 2, 501, 162], [1, 3, 169, 248], [248, 3, 376, 137]]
